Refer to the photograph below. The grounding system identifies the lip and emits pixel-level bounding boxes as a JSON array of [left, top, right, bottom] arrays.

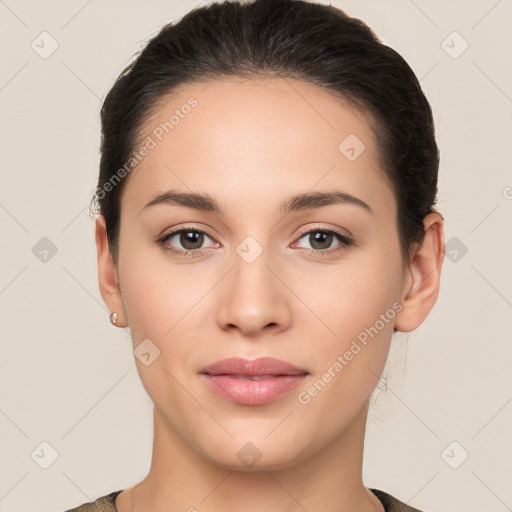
[[199, 357, 308, 377], [199, 357, 309, 405]]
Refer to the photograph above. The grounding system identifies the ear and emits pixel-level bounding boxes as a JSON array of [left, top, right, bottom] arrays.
[[394, 212, 445, 333], [95, 216, 127, 327]]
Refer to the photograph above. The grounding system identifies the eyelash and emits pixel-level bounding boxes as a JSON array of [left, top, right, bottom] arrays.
[[157, 224, 353, 259]]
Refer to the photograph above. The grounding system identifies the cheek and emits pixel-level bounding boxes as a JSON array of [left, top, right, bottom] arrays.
[[292, 254, 401, 434], [119, 251, 205, 341], [295, 250, 402, 343], [117, 228, 226, 362], [294, 241, 403, 392], [116, 245, 204, 404]]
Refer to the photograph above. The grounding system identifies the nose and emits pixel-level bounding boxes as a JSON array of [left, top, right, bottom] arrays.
[[216, 248, 292, 337]]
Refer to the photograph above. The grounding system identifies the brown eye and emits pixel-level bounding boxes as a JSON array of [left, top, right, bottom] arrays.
[[161, 228, 215, 255], [296, 229, 351, 253]]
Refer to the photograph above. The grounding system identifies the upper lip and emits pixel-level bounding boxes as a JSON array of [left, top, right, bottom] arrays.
[[199, 357, 309, 376]]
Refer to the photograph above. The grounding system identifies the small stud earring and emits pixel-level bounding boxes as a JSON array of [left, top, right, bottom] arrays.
[[109, 312, 119, 325]]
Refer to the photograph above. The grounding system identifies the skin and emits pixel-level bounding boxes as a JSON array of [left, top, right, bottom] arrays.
[[95, 77, 444, 512]]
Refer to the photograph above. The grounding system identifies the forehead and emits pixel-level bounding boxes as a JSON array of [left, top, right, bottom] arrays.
[[121, 77, 393, 218], [138, 77, 377, 159]]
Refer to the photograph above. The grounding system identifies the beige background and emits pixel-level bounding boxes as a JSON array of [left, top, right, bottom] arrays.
[[1, 1, 511, 511]]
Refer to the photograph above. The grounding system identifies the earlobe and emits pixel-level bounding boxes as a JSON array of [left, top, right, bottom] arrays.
[[394, 212, 445, 333], [95, 216, 128, 327]]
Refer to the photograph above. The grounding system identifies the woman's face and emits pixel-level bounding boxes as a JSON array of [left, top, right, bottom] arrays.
[[106, 78, 415, 469]]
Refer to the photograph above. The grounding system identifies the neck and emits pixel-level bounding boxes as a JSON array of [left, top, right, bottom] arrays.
[[126, 402, 382, 512]]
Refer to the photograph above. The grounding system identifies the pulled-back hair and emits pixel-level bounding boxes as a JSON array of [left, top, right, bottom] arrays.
[[94, 0, 440, 263]]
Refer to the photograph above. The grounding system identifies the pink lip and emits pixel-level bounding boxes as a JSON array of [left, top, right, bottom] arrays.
[[199, 357, 309, 405]]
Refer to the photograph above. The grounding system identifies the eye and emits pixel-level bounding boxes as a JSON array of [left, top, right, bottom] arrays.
[[158, 227, 218, 257], [157, 224, 353, 259], [294, 226, 352, 255]]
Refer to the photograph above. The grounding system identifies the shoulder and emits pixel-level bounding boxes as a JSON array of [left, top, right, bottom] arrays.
[[370, 488, 425, 512], [60, 490, 123, 512]]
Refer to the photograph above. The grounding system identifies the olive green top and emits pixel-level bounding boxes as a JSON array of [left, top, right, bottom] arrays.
[[62, 488, 424, 511]]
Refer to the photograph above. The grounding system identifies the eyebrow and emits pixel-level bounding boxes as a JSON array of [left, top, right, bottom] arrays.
[[141, 189, 374, 216]]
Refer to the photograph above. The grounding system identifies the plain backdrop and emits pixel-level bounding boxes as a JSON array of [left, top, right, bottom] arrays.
[[0, 1, 511, 511]]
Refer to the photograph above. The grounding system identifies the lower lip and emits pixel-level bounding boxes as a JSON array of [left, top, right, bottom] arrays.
[[201, 374, 308, 405]]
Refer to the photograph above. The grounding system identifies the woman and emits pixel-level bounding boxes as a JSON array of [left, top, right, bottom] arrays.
[[65, 0, 444, 510]]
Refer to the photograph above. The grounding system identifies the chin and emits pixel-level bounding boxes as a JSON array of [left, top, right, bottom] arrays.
[[198, 434, 309, 472]]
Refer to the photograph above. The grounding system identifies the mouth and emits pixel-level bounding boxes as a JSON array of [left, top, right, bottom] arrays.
[[198, 357, 309, 405]]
